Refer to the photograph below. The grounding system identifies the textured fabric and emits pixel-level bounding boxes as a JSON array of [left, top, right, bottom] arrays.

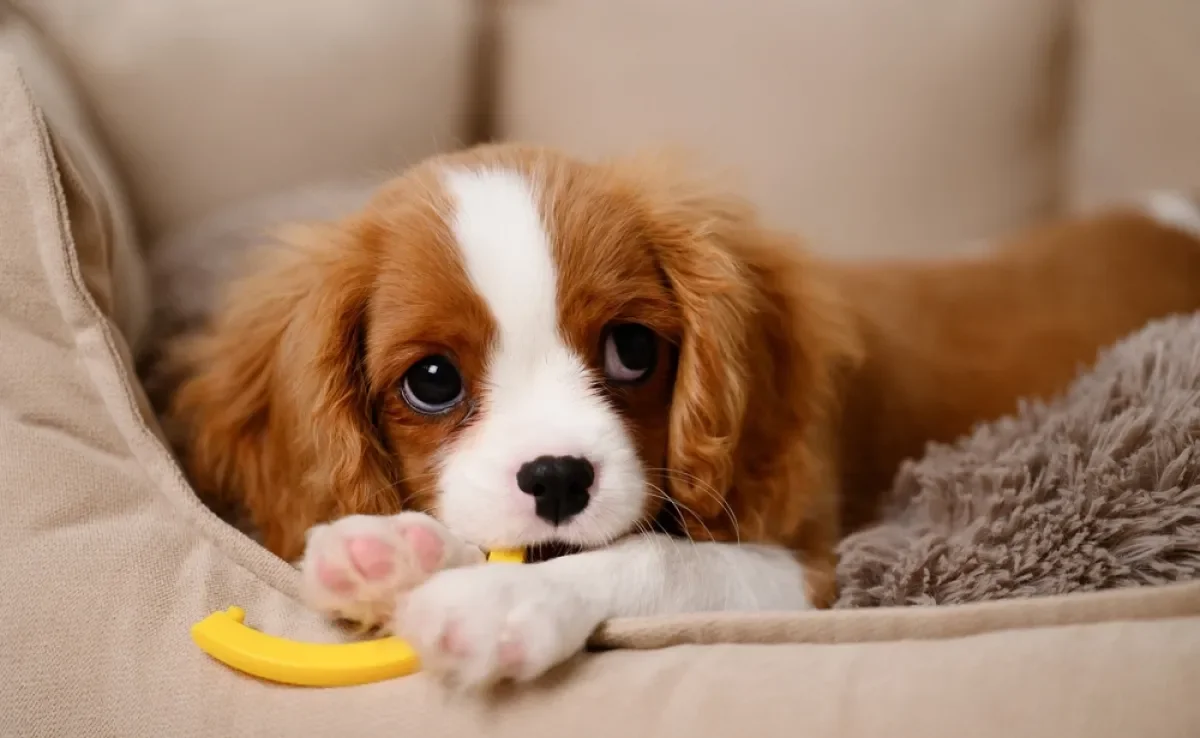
[[0, 52, 349, 736], [837, 313, 1200, 607], [1068, 0, 1200, 211], [595, 578, 1200, 648], [497, 0, 1071, 260], [9, 0, 479, 241], [0, 9, 150, 356]]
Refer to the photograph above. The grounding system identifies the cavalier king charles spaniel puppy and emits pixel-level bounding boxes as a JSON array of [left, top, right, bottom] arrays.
[[167, 143, 1200, 688]]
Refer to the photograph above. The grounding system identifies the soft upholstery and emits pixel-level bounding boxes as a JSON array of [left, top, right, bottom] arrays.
[[1068, 0, 1200, 210], [4, 1, 1200, 736], [0, 9, 150, 354], [9, 0, 479, 241], [497, 0, 1071, 259]]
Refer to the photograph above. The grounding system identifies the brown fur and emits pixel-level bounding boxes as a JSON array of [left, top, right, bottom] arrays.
[[831, 211, 1200, 536], [167, 144, 1200, 608], [169, 168, 483, 558]]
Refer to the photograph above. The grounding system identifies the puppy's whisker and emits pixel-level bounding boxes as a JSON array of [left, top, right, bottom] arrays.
[[647, 488, 755, 604], [630, 519, 671, 603], [643, 485, 703, 543], [358, 470, 439, 507], [644, 484, 711, 547], [406, 502, 439, 517], [626, 518, 666, 573], [646, 469, 742, 545], [585, 504, 629, 549]]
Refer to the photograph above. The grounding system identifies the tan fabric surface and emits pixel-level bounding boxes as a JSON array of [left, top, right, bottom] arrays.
[[596, 579, 1200, 649], [1068, 0, 1200, 211], [0, 8, 150, 356], [11, 0, 479, 241], [497, 0, 1071, 259], [3, 17, 1200, 738]]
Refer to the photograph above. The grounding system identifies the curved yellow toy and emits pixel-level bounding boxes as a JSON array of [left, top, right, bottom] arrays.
[[191, 548, 525, 687]]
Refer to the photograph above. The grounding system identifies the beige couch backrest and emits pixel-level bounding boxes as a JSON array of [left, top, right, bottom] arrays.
[[1067, 0, 1200, 211], [13, 0, 1200, 259], [8, 0, 479, 243], [498, 0, 1071, 259]]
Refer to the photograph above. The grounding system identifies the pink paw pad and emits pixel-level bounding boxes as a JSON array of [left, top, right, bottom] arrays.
[[497, 638, 525, 672], [315, 557, 356, 594], [346, 536, 397, 581], [398, 523, 445, 574], [437, 622, 468, 658]]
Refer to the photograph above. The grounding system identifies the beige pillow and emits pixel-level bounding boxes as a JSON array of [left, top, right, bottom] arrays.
[[0, 10, 150, 356], [497, 0, 1071, 259], [1067, 0, 1200, 210], [10, 0, 480, 241]]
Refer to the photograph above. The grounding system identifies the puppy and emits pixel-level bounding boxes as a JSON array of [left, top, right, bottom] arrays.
[[167, 144, 1200, 687]]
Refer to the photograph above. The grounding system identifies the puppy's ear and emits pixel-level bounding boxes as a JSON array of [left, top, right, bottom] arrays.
[[626, 159, 761, 530], [657, 249, 754, 527], [168, 221, 396, 560], [620, 152, 858, 549]]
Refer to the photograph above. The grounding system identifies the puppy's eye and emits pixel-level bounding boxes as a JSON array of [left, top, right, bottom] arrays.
[[603, 323, 658, 383], [401, 355, 464, 414]]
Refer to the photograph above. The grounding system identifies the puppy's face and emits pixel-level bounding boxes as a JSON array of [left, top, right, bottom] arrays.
[[176, 144, 780, 560], [360, 151, 685, 548]]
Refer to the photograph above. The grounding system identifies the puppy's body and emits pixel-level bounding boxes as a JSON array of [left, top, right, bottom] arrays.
[[167, 145, 1200, 686], [831, 207, 1200, 531]]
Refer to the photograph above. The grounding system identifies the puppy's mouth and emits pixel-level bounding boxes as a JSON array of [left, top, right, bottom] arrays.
[[496, 513, 652, 559], [510, 505, 683, 559], [522, 541, 584, 563]]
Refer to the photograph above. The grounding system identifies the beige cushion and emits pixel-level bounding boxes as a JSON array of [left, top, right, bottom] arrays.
[[0, 10, 150, 355], [497, 0, 1071, 259], [1067, 0, 1200, 210], [9, 0, 479, 241]]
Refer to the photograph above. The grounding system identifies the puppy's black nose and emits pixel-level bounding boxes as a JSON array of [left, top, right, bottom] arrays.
[[516, 455, 594, 525]]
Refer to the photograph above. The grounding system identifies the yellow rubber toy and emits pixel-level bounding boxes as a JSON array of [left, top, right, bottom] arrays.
[[191, 548, 525, 687]]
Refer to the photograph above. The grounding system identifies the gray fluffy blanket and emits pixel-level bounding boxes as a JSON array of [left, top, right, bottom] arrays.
[[836, 313, 1200, 607]]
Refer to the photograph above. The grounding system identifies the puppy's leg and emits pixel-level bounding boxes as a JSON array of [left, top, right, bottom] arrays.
[[398, 534, 811, 689], [298, 513, 484, 630]]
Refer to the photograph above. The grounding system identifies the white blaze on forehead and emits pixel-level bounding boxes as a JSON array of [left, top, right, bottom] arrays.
[[436, 166, 646, 547], [441, 165, 586, 419], [441, 168, 559, 359]]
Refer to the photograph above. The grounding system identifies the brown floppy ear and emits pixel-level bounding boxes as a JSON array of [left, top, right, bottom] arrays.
[[632, 165, 762, 534], [622, 153, 857, 549], [167, 221, 397, 560]]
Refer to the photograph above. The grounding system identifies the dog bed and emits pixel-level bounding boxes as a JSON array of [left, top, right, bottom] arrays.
[[3, 46, 1199, 738]]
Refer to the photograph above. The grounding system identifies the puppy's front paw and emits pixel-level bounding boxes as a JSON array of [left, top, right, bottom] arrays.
[[298, 513, 484, 630], [396, 565, 596, 689]]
